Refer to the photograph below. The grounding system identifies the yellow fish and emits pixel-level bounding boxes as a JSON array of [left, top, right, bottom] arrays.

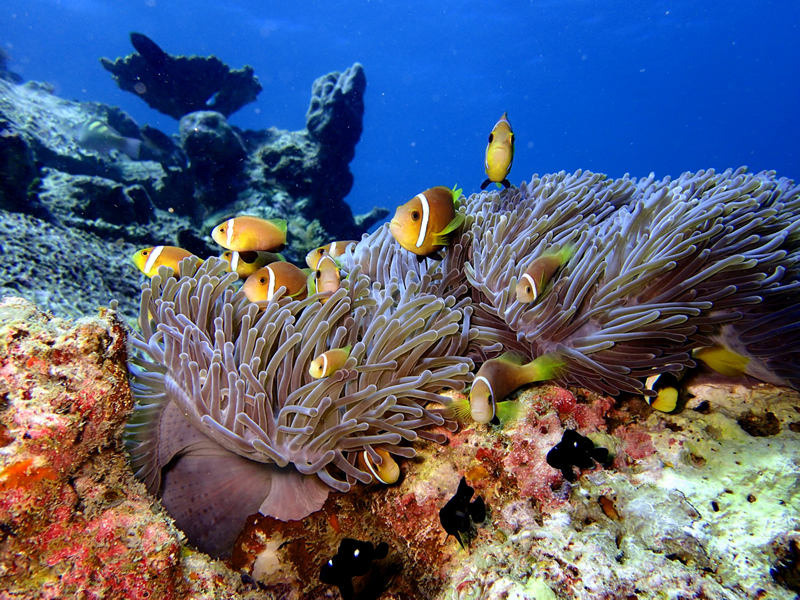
[[242, 262, 308, 302], [308, 345, 352, 379], [305, 240, 357, 270], [220, 250, 285, 279], [211, 215, 287, 253], [389, 185, 464, 259], [515, 246, 575, 303], [132, 246, 200, 278], [357, 448, 400, 485], [454, 352, 564, 424], [481, 112, 514, 190]]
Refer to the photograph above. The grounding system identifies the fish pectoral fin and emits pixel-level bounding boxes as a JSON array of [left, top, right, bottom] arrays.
[[495, 400, 523, 424], [480, 178, 491, 190], [432, 213, 466, 246]]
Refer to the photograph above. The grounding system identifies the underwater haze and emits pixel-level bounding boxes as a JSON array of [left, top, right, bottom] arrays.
[[3, 0, 798, 217]]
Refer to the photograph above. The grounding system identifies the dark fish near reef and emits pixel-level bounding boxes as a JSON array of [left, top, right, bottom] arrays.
[[242, 262, 309, 302], [211, 215, 288, 253], [319, 538, 389, 600], [439, 477, 486, 548], [546, 429, 609, 482], [305, 240, 358, 270], [130, 32, 169, 68], [132, 246, 199, 277], [77, 119, 141, 160], [389, 185, 465, 260], [515, 245, 575, 303], [220, 250, 284, 279], [453, 352, 565, 424], [481, 112, 514, 190]]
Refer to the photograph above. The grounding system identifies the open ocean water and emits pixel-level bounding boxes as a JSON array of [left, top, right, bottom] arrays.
[[3, 0, 798, 218]]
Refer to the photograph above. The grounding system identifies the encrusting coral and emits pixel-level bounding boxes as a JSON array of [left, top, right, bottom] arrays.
[[126, 166, 800, 563]]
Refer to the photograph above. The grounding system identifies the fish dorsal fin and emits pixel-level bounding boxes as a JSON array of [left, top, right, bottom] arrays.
[[496, 352, 527, 366], [451, 184, 463, 205]]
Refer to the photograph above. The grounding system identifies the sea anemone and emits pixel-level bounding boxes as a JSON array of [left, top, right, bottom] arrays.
[[126, 257, 471, 556]]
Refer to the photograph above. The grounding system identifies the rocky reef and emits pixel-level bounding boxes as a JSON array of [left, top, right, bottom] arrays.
[[0, 58, 385, 321], [2, 296, 798, 599]]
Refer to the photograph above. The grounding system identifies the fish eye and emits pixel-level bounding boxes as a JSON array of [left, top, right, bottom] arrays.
[[317, 248, 325, 255], [142, 250, 149, 255], [411, 211, 420, 221], [218, 227, 225, 232], [525, 285, 531, 294], [315, 270, 321, 279], [259, 277, 266, 284], [488, 133, 494, 143]]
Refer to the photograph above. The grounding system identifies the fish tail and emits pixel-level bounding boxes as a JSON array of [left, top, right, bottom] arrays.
[[122, 137, 142, 160], [495, 400, 524, 424], [521, 352, 566, 383], [480, 179, 491, 190], [501, 179, 510, 189]]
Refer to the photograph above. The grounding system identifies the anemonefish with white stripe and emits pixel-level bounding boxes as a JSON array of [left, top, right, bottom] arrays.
[[453, 352, 565, 424], [389, 185, 465, 260], [220, 250, 285, 279], [643, 372, 680, 413], [515, 246, 575, 303], [305, 240, 357, 270], [312, 254, 341, 302], [481, 112, 514, 190], [132, 246, 200, 278], [242, 262, 309, 302], [357, 448, 400, 485], [211, 215, 287, 254], [309, 345, 352, 379]]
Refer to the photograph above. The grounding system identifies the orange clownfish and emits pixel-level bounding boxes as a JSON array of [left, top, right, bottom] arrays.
[[481, 112, 514, 190], [389, 185, 465, 260], [221, 250, 285, 279], [357, 448, 400, 485], [132, 246, 200, 278], [312, 254, 341, 301], [242, 262, 308, 302], [308, 345, 352, 379], [305, 240, 357, 270], [515, 246, 575, 303], [211, 215, 287, 253]]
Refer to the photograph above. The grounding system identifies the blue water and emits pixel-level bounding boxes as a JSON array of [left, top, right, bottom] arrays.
[[2, 0, 798, 218]]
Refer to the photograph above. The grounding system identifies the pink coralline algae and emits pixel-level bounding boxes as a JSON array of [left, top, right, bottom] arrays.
[[0, 297, 258, 600]]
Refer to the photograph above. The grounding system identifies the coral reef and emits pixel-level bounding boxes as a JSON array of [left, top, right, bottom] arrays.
[[100, 33, 263, 120], [0, 61, 384, 321]]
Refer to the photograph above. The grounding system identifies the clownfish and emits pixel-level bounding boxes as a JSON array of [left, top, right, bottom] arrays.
[[312, 254, 341, 302], [692, 346, 750, 377], [220, 250, 285, 279], [643, 372, 680, 413], [453, 352, 564, 424], [309, 346, 352, 379], [515, 246, 575, 303], [305, 240, 357, 270], [242, 262, 309, 302], [389, 185, 465, 260], [132, 246, 200, 277], [481, 112, 514, 190], [357, 448, 400, 485], [211, 215, 287, 253]]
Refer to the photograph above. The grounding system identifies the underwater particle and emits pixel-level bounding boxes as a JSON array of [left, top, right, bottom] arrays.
[[546, 429, 609, 482], [481, 112, 514, 190], [438, 476, 487, 548], [319, 538, 389, 600]]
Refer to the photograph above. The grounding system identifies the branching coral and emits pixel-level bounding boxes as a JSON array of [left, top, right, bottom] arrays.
[[126, 257, 471, 556]]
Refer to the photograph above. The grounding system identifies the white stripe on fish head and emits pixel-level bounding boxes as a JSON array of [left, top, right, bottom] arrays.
[[144, 245, 164, 275], [473, 375, 496, 420], [321, 353, 329, 377], [231, 251, 240, 272], [414, 193, 430, 249], [226, 218, 235, 248], [520, 272, 538, 302], [266, 265, 276, 300]]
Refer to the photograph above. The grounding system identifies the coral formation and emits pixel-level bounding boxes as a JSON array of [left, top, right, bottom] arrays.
[[100, 33, 263, 120]]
